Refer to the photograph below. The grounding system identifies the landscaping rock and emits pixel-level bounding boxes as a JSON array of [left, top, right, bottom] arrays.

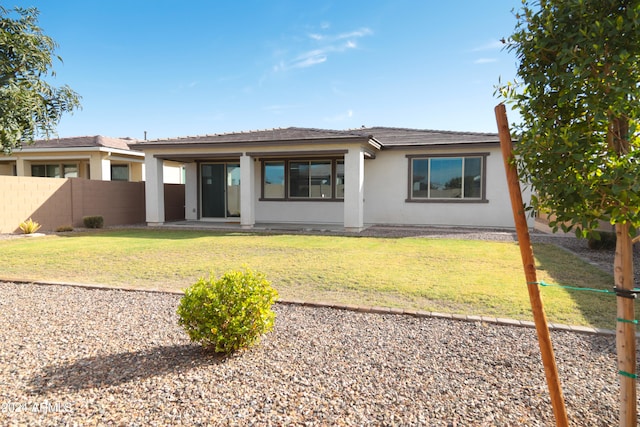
[[0, 281, 633, 426]]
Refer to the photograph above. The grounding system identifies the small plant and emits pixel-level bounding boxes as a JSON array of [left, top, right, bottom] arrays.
[[19, 218, 42, 234], [177, 269, 278, 354], [587, 231, 617, 250], [83, 215, 104, 229], [56, 225, 73, 232]]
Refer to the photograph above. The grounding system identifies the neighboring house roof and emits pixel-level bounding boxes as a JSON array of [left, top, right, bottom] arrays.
[[23, 136, 137, 151], [131, 126, 500, 150]]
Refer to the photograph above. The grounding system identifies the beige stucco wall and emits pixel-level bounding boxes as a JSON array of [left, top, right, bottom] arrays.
[[141, 142, 527, 229], [362, 146, 526, 228], [0, 162, 14, 176], [163, 161, 184, 184], [131, 162, 144, 181]]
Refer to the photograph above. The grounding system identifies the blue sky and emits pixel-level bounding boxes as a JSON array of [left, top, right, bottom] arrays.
[[10, 1, 522, 140]]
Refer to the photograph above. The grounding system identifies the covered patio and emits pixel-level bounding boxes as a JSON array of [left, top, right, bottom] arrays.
[[132, 128, 381, 232]]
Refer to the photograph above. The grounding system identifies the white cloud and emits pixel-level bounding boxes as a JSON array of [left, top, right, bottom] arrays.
[[171, 80, 199, 94], [336, 28, 373, 40], [324, 109, 354, 122], [273, 26, 373, 72], [474, 58, 498, 64], [263, 104, 301, 114], [176, 81, 199, 90], [292, 55, 327, 69], [472, 40, 504, 52]]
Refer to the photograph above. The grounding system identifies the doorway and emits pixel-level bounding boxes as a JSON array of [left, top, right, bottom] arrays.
[[201, 163, 240, 218]]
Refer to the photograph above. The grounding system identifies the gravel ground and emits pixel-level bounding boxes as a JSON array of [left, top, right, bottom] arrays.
[[0, 225, 638, 426], [0, 281, 630, 426]]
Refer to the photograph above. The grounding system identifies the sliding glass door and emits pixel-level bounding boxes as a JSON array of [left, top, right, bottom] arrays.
[[201, 163, 240, 218]]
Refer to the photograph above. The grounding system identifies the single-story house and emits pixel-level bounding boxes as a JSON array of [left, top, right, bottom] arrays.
[[0, 135, 185, 183], [131, 126, 530, 231]]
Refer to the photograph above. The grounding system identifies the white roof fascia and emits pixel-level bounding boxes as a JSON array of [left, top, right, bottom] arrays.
[[12, 155, 92, 161], [108, 155, 145, 163], [99, 147, 145, 158], [15, 146, 144, 158]]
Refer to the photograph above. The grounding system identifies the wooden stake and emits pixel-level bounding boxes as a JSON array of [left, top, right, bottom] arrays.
[[615, 219, 637, 427], [495, 104, 569, 427]]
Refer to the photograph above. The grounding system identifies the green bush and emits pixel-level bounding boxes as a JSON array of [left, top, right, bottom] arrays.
[[83, 215, 104, 229], [177, 269, 278, 354], [56, 225, 73, 232], [587, 231, 617, 250]]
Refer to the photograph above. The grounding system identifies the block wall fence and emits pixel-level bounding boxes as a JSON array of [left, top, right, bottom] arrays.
[[0, 176, 185, 233]]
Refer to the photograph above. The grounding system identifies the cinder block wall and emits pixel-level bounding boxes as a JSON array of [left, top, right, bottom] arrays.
[[0, 176, 185, 233], [74, 179, 146, 228], [0, 176, 72, 233]]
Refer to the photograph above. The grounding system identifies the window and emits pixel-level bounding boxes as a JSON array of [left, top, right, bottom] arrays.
[[111, 164, 129, 181], [63, 164, 78, 178], [261, 159, 344, 200], [409, 155, 485, 201], [32, 164, 61, 178], [290, 160, 332, 198], [31, 163, 79, 178], [264, 161, 285, 198]]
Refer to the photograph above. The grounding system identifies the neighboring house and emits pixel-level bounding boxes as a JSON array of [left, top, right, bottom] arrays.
[[0, 136, 145, 181], [0, 135, 185, 183], [131, 126, 530, 231]]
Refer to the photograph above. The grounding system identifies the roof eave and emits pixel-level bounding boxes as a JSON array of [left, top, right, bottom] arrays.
[[130, 135, 377, 151], [12, 146, 143, 157], [381, 141, 503, 150]]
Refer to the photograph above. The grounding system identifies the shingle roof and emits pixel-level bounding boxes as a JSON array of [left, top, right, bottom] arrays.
[[135, 127, 369, 146], [358, 127, 500, 147], [27, 136, 136, 151], [132, 126, 499, 149]]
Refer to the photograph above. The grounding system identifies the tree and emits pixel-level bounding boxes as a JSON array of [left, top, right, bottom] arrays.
[[0, 6, 81, 154], [499, 1, 640, 425]]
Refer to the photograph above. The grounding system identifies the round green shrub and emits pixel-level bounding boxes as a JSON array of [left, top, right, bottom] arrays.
[[83, 215, 104, 229], [587, 231, 617, 250], [177, 269, 278, 354]]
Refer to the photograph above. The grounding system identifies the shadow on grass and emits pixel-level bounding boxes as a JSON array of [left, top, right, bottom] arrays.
[[532, 242, 617, 330], [29, 344, 227, 395]]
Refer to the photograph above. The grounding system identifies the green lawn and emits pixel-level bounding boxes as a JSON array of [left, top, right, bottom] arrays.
[[0, 229, 617, 328]]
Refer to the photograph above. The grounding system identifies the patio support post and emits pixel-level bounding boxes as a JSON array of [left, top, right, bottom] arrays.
[[145, 155, 165, 225], [184, 162, 198, 220], [240, 154, 255, 229], [89, 153, 111, 180], [344, 147, 365, 232], [100, 156, 111, 180], [15, 157, 27, 176]]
